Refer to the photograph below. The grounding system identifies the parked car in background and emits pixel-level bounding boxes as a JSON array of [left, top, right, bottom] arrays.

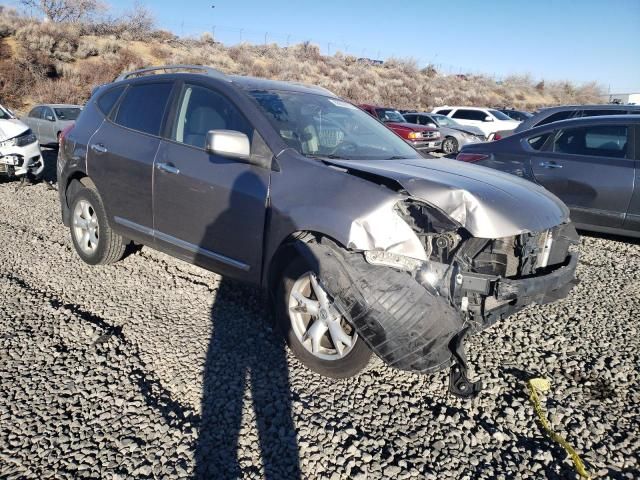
[[57, 65, 579, 393], [23, 104, 83, 146], [359, 104, 441, 152], [456, 115, 640, 237], [0, 103, 44, 179], [493, 104, 640, 140], [403, 112, 486, 154], [431, 106, 520, 137], [498, 109, 532, 122]]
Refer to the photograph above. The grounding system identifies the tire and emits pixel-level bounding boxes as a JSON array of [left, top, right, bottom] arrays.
[[442, 136, 459, 155], [276, 251, 372, 378], [69, 185, 126, 265]]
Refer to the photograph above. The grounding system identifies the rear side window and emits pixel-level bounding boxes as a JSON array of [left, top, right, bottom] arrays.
[[581, 109, 627, 117], [535, 110, 574, 127], [171, 84, 252, 149], [527, 133, 552, 150], [452, 109, 487, 121], [28, 107, 42, 118], [114, 83, 173, 136], [435, 109, 451, 116], [403, 114, 416, 123], [554, 125, 629, 159], [97, 86, 126, 116]]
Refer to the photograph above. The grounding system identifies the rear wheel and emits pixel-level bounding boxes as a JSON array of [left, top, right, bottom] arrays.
[[276, 252, 372, 378], [69, 185, 126, 265], [442, 136, 459, 154]]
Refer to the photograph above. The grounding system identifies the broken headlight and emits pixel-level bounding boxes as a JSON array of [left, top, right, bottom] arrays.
[[0, 129, 37, 148]]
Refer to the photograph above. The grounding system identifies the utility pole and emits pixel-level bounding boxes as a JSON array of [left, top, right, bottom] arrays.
[[328, 42, 332, 56], [212, 25, 216, 42], [239, 28, 243, 43], [265, 32, 268, 45], [286, 34, 291, 47]]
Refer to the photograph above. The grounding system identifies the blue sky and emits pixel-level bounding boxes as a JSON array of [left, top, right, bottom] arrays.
[[11, 0, 640, 91]]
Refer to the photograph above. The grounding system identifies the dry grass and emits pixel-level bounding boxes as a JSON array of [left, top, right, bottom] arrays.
[[0, 12, 604, 113]]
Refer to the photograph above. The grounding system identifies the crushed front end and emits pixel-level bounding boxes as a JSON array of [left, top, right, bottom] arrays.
[[316, 198, 579, 397]]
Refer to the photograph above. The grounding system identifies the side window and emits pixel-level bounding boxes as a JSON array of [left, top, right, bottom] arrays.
[[535, 110, 574, 127], [581, 109, 627, 117], [171, 84, 252, 149], [452, 109, 486, 121], [114, 83, 173, 136], [554, 125, 629, 158], [29, 107, 42, 119], [45, 107, 56, 120], [404, 114, 416, 123], [435, 109, 451, 116], [97, 85, 126, 116], [527, 133, 552, 151]]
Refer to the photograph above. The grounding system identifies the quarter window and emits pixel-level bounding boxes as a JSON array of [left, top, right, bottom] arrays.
[[452, 109, 487, 121], [97, 86, 126, 116], [435, 109, 451, 116], [114, 83, 173, 136], [554, 125, 629, 159], [527, 133, 551, 150], [28, 107, 43, 119], [171, 84, 252, 149]]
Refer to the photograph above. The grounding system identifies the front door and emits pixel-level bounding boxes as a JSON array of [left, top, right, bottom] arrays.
[[40, 106, 57, 144], [153, 82, 270, 282], [530, 123, 634, 228]]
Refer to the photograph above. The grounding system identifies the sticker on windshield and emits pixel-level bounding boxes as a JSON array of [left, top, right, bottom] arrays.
[[328, 99, 357, 109]]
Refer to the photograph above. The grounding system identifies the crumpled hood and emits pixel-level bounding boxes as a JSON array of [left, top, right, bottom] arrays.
[[0, 119, 29, 142], [326, 157, 570, 239]]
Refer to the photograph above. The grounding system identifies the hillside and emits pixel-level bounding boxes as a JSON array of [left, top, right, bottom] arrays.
[[0, 11, 604, 113]]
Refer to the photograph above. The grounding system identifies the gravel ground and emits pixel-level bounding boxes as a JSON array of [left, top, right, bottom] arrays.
[[0, 149, 638, 479]]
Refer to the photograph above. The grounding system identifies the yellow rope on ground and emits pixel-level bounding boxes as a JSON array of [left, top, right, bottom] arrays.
[[527, 378, 591, 479]]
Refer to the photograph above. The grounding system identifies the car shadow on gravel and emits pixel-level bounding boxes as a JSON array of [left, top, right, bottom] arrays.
[[194, 172, 301, 479]]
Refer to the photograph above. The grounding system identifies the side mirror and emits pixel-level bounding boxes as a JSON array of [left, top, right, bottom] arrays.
[[206, 130, 250, 160], [427, 122, 437, 128], [46, 114, 55, 122], [484, 115, 494, 122]]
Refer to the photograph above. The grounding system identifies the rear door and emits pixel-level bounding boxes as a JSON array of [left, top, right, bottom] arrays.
[[153, 81, 270, 282], [88, 80, 175, 244], [25, 107, 43, 139], [530, 123, 634, 228], [622, 125, 640, 232]]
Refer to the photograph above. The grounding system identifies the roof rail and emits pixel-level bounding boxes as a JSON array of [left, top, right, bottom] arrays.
[[115, 65, 228, 82]]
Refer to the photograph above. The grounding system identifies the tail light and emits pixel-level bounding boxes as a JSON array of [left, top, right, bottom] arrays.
[[456, 153, 489, 163], [493, 133, 502, 141], [59, 123, 75, 148]]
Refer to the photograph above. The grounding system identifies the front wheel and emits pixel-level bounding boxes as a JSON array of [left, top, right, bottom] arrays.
[[69, 185, 126, 265], [276, 253, 372, 378], [441, 136, 459, 155]]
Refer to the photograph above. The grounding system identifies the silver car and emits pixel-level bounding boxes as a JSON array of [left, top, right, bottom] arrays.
[[22, 104, 82, 146], [404, 112, 486, 154]]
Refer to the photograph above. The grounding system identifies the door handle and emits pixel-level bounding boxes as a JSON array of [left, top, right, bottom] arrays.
[[90, 143, 108, 154], [156, 162, 180, 175], [539, 161, 563, 169]]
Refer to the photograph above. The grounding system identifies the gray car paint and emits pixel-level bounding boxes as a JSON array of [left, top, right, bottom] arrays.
[[23, 104, 82, 146], [458, 115, 640, 238], [59, 71, 573, 286]]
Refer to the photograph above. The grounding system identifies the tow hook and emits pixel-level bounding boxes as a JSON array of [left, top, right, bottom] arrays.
[[448, 327, 483, 398]]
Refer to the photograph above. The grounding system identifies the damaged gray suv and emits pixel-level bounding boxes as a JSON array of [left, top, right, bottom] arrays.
[[58, 66, 579, 396]]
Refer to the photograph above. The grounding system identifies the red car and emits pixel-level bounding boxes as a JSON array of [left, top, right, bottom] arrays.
[[359, 104, 441, 152]]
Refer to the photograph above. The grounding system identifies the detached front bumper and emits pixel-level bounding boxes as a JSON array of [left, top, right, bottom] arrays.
[[0, 142, 44, 178]]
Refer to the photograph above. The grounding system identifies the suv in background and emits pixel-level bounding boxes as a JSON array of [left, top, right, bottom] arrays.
[[57, 65, 579, 395], [358, 104, 441, 152], [431, 106, 520, 137], [493, 104, 640, 140]]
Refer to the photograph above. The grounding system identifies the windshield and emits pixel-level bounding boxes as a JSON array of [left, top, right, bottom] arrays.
[[488, 109, 513, 121], [249, 90, 420, 160], [0, 105, 13, 120], [54, 107, 81, 120], [433, 114, 459, 127], [375, 108, 406, 123]]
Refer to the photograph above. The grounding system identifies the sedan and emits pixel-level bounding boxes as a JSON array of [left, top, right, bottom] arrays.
[[22, 104, 83, 146], [403, 112, 485, 154], [456, 115, 640, 237]]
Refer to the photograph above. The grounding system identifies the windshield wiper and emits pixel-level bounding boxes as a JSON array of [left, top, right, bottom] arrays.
[[384, 156, 409, 160], [305, 153, 350, 160]]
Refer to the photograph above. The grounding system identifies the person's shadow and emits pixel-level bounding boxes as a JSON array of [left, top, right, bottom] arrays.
[[194, 171, 301, 479]]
